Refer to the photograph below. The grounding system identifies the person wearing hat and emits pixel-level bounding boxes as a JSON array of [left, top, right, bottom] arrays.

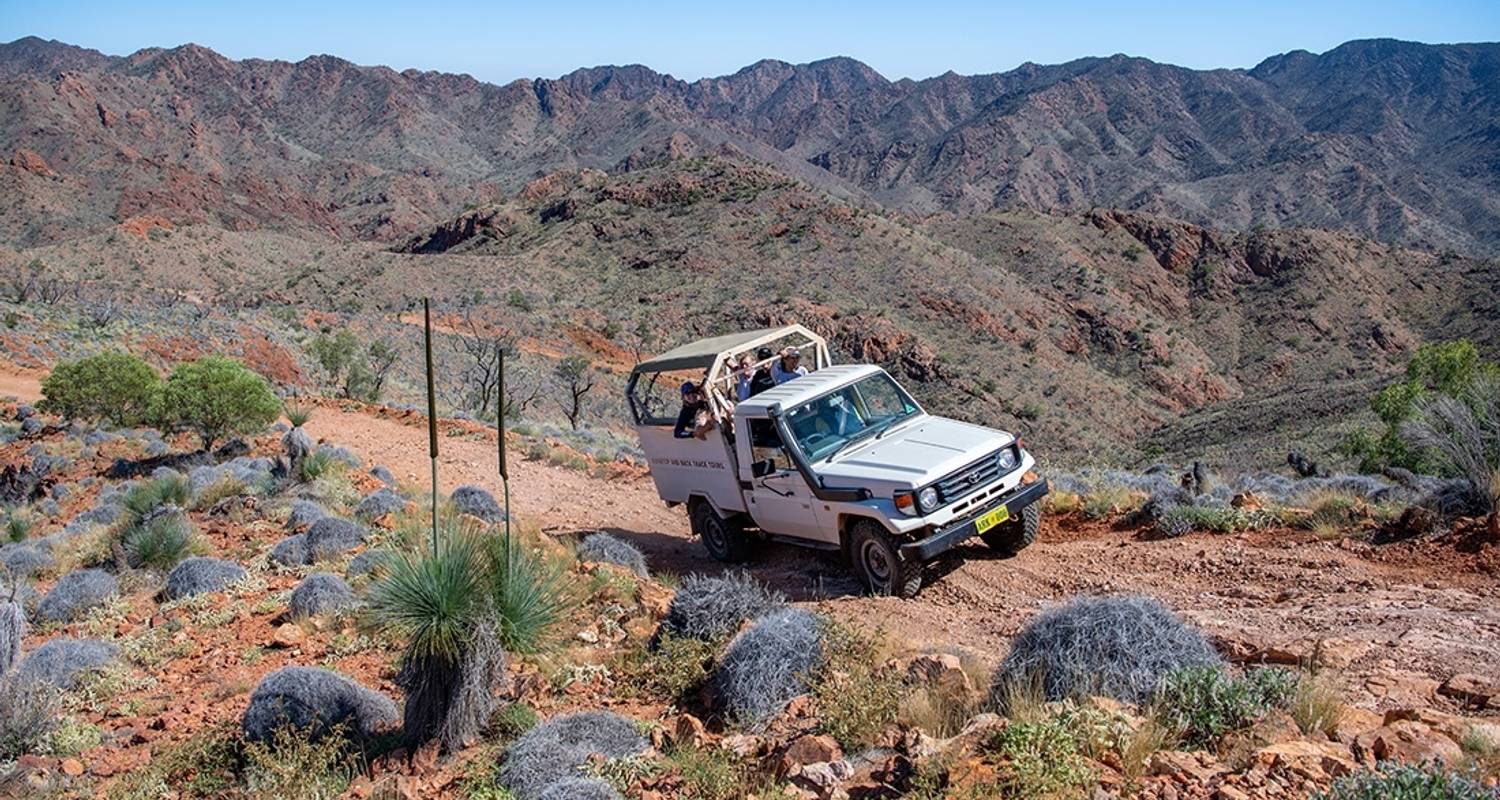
[[673, 381, 716, 439], [771, 346, 809, 385], [748, 346, 777, 397]]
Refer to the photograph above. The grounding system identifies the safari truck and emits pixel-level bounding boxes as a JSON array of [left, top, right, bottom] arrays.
[[625, 325, 1048, 597]]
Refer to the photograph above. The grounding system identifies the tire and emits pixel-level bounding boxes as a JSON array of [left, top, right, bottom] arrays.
[[848, 519, 923, 598], [691, 500, 753, 563], [979, 503, 1040, 556]]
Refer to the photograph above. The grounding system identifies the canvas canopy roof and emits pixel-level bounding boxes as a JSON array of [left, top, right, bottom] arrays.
[[631, 325, 825, 374]]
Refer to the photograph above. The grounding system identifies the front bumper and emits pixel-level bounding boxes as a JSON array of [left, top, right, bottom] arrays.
[[900, 478, 1049, 561]]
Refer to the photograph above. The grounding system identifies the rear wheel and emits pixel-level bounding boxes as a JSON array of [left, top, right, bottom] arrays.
[[691, 500, 753, 563], [848, 519, 923, 598], [979, 503, 1040, 556]]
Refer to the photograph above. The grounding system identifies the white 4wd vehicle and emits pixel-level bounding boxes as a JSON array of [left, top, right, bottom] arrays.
[[626, 325, 1048, 597]]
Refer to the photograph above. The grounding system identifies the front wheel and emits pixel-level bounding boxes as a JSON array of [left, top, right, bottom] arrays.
[[979, 503, 1040, 556], [691, 500, 753, 563], [848, 520, 923, 598]]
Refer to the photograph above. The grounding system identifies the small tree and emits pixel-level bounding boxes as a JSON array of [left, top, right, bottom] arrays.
[[39, 351, 160, 427], [447, 310, 516, 418], [159, 356, 281, 450], [1345, 340, 1500, 472], [554, 356, 596, 431], [308, 329, 398, 402]]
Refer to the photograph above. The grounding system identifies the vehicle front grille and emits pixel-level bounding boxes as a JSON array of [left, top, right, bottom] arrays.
[[935, 446, 1016, 504]]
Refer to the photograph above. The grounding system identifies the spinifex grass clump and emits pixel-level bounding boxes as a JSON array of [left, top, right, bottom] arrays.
[[992, 595, 1223, 707], [661, 571, 785, 642], [498, 711, 648, 800], [713, 607, 823, 728], [36, 568, 118, 624], [576, 533, 648, 577], [241, 666, 398, 745]]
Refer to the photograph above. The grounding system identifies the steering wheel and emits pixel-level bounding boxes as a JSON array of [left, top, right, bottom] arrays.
[[801, 431, 834, 449]]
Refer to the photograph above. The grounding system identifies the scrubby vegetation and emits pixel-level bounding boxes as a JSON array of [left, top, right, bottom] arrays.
[[993, 595, 1223, 706], [159, 356, 283, 450], [713, 607, 823, 727], [1318, 764, 1499, 800], [38, 351, 160, 427], [661, 571, 784, 642]]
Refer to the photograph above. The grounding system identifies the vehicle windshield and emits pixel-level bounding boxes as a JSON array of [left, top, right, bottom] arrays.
[[784, 372, 920, 462]]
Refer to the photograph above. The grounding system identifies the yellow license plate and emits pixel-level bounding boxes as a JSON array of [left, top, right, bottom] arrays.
[[974, 504, 1010, 534]]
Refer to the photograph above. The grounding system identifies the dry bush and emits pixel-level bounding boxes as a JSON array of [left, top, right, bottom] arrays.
[[992, 596, 1223, 706], [713, 608, 822, 728]]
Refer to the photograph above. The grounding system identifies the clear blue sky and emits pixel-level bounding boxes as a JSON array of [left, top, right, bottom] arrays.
[[5, 0, 1498, 82]]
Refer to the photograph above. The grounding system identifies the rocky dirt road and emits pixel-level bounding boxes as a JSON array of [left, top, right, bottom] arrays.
[[5, 367, 1492, 715], [302, 401, 1500, 714]]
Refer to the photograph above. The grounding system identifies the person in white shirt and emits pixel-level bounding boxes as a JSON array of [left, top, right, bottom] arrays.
[[732, 354, 755, 401], [771, 347, 809, 384]]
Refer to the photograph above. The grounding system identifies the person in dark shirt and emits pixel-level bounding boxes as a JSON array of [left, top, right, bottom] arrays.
[[748, 347, 777, 397], [673, 381, 714, 439]]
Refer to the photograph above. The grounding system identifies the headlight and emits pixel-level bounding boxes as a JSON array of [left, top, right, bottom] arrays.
[[997, 447, 1018, 471], [917, 486, 940, 513]]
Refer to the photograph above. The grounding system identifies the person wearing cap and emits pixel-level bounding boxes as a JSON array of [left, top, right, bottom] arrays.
[[749, 346, 777, 397], [771, 346, 809, 384], [673, 381, 716, 439]]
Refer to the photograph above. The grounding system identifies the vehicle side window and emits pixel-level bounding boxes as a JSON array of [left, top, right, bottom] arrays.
[[748, 419, 790, 473]]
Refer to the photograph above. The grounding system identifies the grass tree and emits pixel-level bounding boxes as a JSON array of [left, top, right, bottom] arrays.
[[365, 515, 567, 750]]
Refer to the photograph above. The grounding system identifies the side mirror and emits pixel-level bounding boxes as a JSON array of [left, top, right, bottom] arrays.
[[751, 459, 776, 478]]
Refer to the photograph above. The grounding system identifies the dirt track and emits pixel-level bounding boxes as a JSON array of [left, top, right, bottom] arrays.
[[303, 402, 1499, 713], [7, 368, 1495, 714]]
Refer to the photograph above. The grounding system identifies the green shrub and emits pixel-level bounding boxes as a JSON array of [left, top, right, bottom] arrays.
[[123, 473, 193, 526], [192, 477, 249, 511], [158, 356, 281, 450], [1317, 764, 1497, 800], [1153, 666, 1298, 746], [987, 716, 1094, 799], [296, 450, 339, 483], [618, 631, 716, 702], [1344, 340, 1500, 473], [1158, 504, 1275, 535], [104, 720, 240, 800], [668, 745, 749, 800], [242, 725, 359, 799], [39, 351, 160, 427], [123, 514, 204, 571], [812, 621, 903, 749], [5, 509, 33, 543], [491, 702, 539, 741]]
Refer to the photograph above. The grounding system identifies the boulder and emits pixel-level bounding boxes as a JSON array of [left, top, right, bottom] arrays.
[[1253, 740, 1358, 783], [1437, 673, 1498, 710], [1352, 720, 1463, 766]]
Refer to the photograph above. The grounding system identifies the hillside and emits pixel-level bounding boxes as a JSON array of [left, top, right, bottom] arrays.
[[7, 157, 1496, 466], [3, 37, 1500, 253]]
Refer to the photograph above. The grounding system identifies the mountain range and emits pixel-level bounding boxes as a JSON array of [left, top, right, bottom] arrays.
[[3, 36, 1500, 253]]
